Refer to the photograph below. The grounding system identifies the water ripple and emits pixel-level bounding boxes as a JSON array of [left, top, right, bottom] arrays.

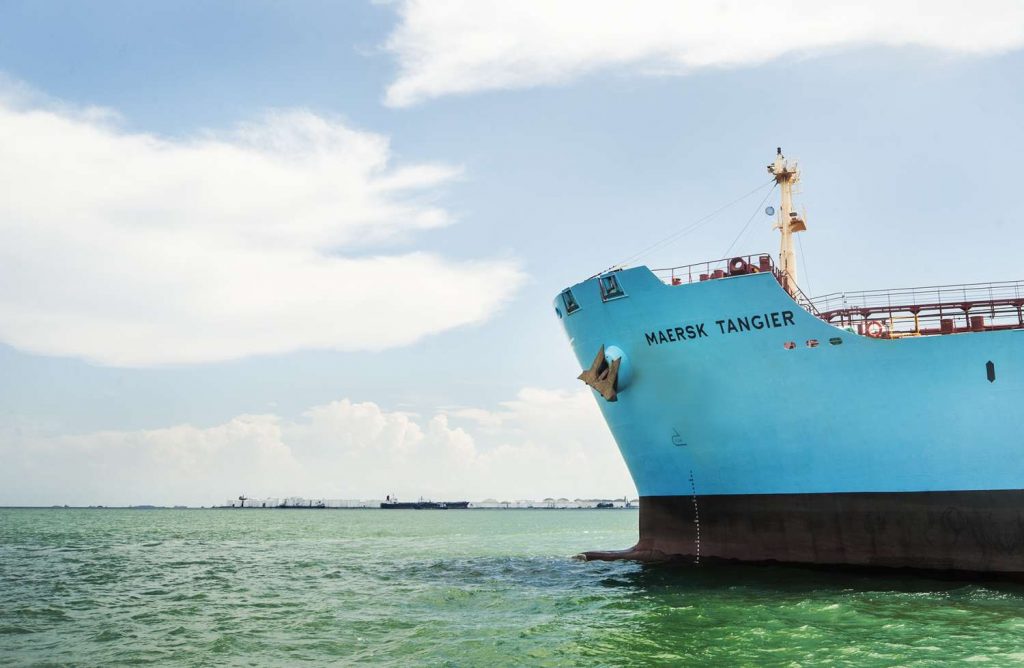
[[3, 508, 1024, 665]]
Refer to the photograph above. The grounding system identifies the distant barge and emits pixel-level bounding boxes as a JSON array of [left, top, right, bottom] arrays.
[[380, 500, 470, 510]]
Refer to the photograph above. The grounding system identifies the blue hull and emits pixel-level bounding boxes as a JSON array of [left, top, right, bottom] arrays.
[[555, 269, 1024, 571]]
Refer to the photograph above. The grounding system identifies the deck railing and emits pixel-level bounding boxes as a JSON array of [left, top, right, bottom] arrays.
[[781, 273, 821, 318], [809, 280, 1024, 337], [652, 254, 823, 317], [651, 253, 777, 286], [809, 280, 1024, 314], [652, 256, 1024, 337]]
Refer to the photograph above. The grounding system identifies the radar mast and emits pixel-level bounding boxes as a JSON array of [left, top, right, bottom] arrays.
[[767, 148, 806, 294]]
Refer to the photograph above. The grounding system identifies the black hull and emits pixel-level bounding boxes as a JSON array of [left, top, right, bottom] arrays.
[[581, 491, 1024, 574], [380, 501, 470, 510]]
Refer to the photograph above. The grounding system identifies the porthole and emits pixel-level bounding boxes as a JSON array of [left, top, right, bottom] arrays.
[[783, 341, 796, 350]]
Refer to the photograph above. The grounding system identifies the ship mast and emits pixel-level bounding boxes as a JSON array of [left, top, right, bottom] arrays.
[[767, 148, 806, 294]]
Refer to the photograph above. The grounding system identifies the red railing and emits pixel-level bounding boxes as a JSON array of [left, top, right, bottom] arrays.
[[809, 281, 1024, 338], [652, 256, 1024, 338], [652, 253, 777, 285], [652, 254, 822, 316]]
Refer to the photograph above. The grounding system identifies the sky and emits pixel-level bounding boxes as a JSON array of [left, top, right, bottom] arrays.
[[1, 0, 1022, 506]]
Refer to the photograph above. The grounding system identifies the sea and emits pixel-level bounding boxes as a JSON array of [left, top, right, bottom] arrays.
[[3, 508, 1024, 666]]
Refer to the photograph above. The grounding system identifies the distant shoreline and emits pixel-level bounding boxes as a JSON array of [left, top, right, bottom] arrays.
[[0, 505, 639, 511]]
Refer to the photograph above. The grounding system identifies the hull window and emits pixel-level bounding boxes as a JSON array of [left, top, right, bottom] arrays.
[[599, 274, 625, 301], [561, 289, 580, 314]]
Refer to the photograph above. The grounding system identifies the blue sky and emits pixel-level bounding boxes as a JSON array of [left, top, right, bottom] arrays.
[[1, 1, 1022, 505]]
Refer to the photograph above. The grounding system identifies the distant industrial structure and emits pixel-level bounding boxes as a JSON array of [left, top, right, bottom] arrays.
[[221, 497, 376, 509], [219, 496, 638, 509]]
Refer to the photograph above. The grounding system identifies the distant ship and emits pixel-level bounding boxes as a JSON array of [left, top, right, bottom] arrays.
[[380, 497, 470, 510], [555, 149, 1024, 574]]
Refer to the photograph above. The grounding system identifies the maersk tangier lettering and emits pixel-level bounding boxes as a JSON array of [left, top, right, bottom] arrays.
[[555, 149, 1024, 574]]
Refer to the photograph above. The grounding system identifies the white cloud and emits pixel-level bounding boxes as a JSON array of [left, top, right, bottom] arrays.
[[0, 388, 634, 506], [0, 89, 524, 366], [383, 0, 1024, 106]]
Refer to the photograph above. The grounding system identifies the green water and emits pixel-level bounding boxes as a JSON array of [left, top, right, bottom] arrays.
[[3, 509, 1024, 666]]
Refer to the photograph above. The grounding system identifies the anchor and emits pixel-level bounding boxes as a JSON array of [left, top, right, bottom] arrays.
[[578, 345, 620, 402]]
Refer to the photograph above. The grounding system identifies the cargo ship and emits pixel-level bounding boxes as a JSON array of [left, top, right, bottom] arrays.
[[555, 149, 1024, 574]]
